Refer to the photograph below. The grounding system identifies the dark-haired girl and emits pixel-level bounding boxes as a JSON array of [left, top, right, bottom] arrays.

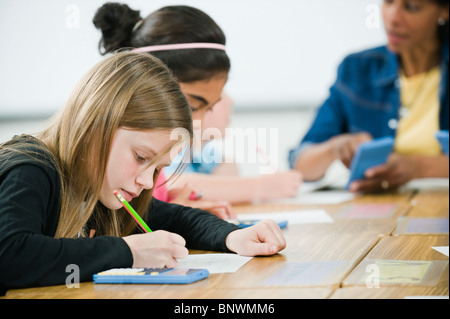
[[94, 3, 303, 207]]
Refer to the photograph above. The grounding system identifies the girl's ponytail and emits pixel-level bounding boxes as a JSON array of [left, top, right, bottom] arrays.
[[93, 2, 142, 55]]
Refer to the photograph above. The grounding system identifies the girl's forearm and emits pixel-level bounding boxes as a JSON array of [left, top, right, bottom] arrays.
[[168, 173, 262, 204], [294, 142, 336, 181]]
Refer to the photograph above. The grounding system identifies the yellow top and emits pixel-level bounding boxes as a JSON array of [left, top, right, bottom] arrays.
[[395, 66, 441, 156]]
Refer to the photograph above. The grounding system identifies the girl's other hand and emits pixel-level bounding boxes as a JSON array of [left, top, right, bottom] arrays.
[[225, 220, 287, 256]]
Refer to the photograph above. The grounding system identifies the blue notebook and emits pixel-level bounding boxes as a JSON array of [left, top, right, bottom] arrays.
[[347, 137, 395, 189], [93, 268, 209, 284], [435, 130, 449, 156]]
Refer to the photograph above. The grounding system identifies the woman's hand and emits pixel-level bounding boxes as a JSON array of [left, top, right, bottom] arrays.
[[225, 220, 287, 256], [170, 183, 236, 220], [123, 231, 188, 269], [330, 132, 373, 168], [349, 154, 420, 193]]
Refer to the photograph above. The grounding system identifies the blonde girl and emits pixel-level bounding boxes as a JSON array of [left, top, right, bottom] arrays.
[[0, 52, 286, 295]]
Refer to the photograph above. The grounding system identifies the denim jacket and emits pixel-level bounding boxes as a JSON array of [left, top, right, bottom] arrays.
[[289, 40, 449, 169]]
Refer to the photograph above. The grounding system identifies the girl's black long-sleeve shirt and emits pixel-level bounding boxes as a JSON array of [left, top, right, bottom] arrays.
[[0, 136, 240, 296]]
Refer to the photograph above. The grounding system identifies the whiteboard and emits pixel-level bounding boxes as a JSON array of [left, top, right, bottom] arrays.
[[0, 0, 386, 117]]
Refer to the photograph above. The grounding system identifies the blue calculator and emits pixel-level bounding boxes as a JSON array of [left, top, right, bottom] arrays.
[[436, 131, 449, 156], [347, 137, 395, 189], [93, 268, 209, 284]]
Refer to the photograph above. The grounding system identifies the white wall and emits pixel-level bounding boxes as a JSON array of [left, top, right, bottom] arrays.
[[0, 0, 386, 117]]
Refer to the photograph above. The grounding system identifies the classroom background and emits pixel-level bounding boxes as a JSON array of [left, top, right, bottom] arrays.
[[1, 1, 449, 301], [0, 0, 385, 173]]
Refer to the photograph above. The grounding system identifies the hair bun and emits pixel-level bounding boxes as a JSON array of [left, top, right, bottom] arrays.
[[93, 2, 141, 55]]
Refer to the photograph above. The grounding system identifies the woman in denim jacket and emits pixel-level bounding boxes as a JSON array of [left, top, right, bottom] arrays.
[[290, 0, 449, 193]]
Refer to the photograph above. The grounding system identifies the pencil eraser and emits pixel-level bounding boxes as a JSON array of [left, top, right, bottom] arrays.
[[113, 190, 119, 196]]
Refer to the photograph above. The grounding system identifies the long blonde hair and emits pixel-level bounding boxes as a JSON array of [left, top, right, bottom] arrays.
[[38, 52, 192, 238]]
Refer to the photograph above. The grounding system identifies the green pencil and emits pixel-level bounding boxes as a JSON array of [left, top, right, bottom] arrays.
[[113, 190, 152, 233]]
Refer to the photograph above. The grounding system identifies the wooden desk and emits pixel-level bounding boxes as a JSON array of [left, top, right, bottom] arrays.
[[236, 191, 412, 237], [411, 189, 449, 207], [2, 189, 448, 299], [337, 235, 449, 298], [392, 189, 449, 235], [2, 283, 333, 300], [408, 190, 449, 218], [1, 223, 377, 299]]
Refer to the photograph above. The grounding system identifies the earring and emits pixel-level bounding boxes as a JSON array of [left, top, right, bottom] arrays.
[[438, 18, 446, 26]]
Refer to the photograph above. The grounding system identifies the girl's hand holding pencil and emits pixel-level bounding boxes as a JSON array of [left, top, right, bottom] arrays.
[[123, 231, 189, 269], [115, 190, 188, 269], [116, 190, 286, 270]]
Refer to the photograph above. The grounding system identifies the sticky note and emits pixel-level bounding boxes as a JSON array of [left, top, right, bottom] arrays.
[[369, 260, 432, 284], [337, 204, 396, 219], [262, 261, 349, 286], [355, 260, 449, 286], [406, 218, 449, 234], [396, 218, 449, 234]]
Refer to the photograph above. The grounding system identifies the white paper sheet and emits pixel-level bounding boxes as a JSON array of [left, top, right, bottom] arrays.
[[177, 254, 253, 274], [432, 246, 449, 257], [270, 191, 355, 205], [401, 178, 449, 191], [237, 209, 334, 225]]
